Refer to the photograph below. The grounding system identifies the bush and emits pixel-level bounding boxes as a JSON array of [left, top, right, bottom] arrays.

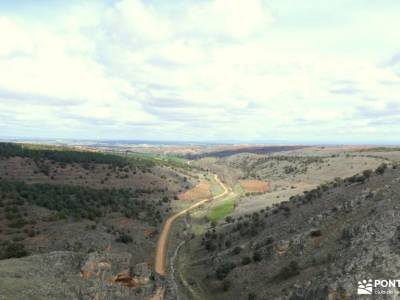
[[1, 243, 28, 259], [347, 175, 366, 184], [225, 216, 234, 223], [8, 218, 27, 228], [265, 237, 274, 245], [253, 251, 262, 262], [363, 169, 372, 179], [222, 279, 231, 291], [216, 262, 236, 280], [232, 246, 241, 255], [375, 163, 387, 175], [205, 240, 216, 251], [310, 229, 322, 237], [241, 256, 251, 265], [248, 293, 257, 300], [116, 233, 132, 244], [277, 261, 300, 280]]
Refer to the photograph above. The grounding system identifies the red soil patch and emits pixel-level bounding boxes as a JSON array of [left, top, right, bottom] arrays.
[[177, 180, 211, 201], [239, 180, 269, 193]]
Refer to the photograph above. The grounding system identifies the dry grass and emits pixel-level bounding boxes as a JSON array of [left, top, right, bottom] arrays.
[[177, 180, 211, 201], [239, 180, 269, 193]]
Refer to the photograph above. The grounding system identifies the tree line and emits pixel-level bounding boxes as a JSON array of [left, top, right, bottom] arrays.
[[0, 143, 155, 169]]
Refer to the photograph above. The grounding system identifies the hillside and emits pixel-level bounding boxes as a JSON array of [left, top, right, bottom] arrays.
[[0, 143, 199, 299], [2, 143, 400, 299], [167, 148, 400, 300], [176, 162, 400, 299], [194, 151, 385, 214]]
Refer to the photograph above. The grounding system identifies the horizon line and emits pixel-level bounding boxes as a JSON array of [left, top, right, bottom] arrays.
[[0, 137, 400, 147]]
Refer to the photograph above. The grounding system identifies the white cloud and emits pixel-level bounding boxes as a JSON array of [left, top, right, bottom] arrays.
[[0, 17, 33, 57], [1, 0, 400, 142], [185, 0, 271, 40]]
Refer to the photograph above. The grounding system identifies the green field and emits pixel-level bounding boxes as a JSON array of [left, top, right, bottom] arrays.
[[207, 195, 235, 222]]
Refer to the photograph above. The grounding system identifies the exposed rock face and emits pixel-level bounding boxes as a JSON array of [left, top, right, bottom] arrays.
[[0, 250, 156, 300], [184, 167, 400, 299], [279, 174, 400, 300]]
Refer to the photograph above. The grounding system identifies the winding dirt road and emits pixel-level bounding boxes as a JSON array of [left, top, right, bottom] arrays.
[[154, 174, 229, 276]]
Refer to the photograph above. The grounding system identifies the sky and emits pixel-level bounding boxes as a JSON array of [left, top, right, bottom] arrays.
[[0, 0, 399, 144]]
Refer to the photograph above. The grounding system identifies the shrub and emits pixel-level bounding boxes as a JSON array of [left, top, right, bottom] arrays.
[[347, 175, 366, 184], [205, 240, 216, 251], [1, 243, 28, 259], [232, 246, 241, 255], [241, 256, 251, 265], [222, 279, 231, 291], [8, 218, 27, 228], [248, 293, 257, 300], [363, 169, 372, 179], [116, 233, 132, 244], [265, 237, 274, 245], [216, 262, 236, 280], [277, 261, 300, 280], [225, 216, 234, 223], [253, 251, 262, 262], [310, 229, 322, 237], [375, 163, 387, 174]]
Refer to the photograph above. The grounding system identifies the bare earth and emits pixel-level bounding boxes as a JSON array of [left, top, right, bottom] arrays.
[[155, 174, 228, 276], [177, 180, 211, 201], [239, 180, 269, 193]]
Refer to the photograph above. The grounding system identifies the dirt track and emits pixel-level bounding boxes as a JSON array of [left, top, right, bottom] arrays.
[[154, 174, 229, 276]]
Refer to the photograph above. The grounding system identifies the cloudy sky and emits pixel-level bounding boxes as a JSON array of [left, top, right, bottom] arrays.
[[1, 0, 399, 143]]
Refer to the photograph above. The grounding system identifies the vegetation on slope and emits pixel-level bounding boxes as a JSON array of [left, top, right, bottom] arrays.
[[0, 143, 155, 169], [197, 163, 393, 299], [0, 180, 165, 223], [207, 195, 235, 222]]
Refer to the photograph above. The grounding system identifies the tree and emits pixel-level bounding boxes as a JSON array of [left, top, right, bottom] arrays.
[[375, 163, 388, 175], [222, 279, 231, 291], [310, 229, 322, 237], [253, 251, 262, 262], [241, 256, 251, 265], [225, 216, 234, 223], [216, 262, 236, 280], [1, 243, 28, 259], [116, 233, 133, 244], [278, 261, 300, 279], [205, 240, 216, 251], [232, 246, 241, 255], [363, 169, 372, 179], [248, 293, 257, 300]]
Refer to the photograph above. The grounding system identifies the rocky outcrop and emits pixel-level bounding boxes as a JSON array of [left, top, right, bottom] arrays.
[[0, 250, 156, 300]]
